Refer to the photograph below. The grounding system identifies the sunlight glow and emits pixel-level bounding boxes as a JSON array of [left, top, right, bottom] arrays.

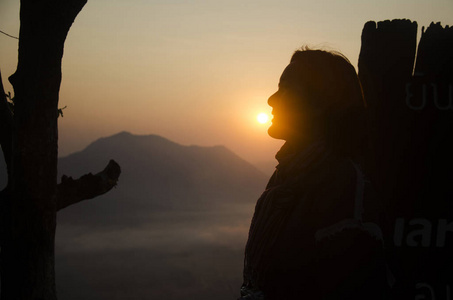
[[257, 113, 269, 124]]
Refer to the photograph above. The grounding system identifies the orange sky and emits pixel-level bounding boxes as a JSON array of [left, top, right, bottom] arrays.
[[1, 0, 452, 169]]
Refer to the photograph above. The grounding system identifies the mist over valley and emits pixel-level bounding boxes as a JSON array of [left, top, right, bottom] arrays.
[[2, 132, 269, 299]]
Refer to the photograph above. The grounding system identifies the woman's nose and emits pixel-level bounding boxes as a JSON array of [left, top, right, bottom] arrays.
[[268, 91, 279, 107]]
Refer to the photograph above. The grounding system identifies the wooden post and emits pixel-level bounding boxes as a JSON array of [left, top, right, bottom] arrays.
[[359, 20, 453, 299]]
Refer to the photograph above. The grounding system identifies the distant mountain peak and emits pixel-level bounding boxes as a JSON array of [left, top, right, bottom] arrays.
[[92, 132, 231, 153], [59, 131, 268, 179], [56, 131, 269, 221], [106, 131, 167, 141], [86, 131, 178, 149], [111, 131, 133, 137]]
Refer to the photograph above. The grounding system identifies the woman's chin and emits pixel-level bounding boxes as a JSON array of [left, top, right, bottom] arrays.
[[267, 125, 287, 140]]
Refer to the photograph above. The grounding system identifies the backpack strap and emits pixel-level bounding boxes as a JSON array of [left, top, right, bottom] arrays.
[[351, 160, 365, 221], [315, 160, 383, 242]]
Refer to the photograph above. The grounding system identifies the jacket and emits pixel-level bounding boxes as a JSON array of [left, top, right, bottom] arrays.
[[240, 140, 388, 299]]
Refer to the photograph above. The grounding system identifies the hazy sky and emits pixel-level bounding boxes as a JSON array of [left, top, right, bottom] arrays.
[[1, 0, 452, 165]]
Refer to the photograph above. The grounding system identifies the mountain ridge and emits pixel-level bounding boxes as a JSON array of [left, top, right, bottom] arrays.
[[56, 131, 268, 226]]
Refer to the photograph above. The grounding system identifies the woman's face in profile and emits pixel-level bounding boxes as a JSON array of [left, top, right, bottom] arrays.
[[267, 62, 316, 142]]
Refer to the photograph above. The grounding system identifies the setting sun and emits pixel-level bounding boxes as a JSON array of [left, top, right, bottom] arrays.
[[257, 113, 269, 124]]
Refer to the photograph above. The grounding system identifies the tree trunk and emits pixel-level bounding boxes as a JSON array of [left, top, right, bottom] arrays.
[[1, 0, 86, 299]]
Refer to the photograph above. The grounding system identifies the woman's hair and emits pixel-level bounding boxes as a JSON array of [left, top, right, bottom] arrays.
[[290, 47, 368, 157]]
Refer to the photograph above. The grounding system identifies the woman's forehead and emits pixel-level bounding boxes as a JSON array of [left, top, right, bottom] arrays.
[[279, 61, 307, 85]]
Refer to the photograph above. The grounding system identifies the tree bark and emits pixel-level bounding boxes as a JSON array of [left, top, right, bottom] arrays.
[[57, 160, 121, 211], [0, 70, 13, 180], [1, 1, 87, 299], [0, 2, 122, 298]]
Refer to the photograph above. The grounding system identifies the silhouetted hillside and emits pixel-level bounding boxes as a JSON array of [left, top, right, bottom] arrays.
[[52, 132, 268, 300], [57, 131, 267, 226]]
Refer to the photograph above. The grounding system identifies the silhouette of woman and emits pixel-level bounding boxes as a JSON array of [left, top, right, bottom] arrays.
[[239, 48, 388, 300]]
